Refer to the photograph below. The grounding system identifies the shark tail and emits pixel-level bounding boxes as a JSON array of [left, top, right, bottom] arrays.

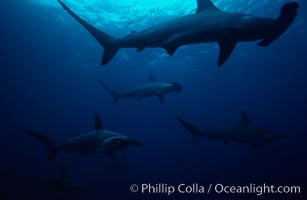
[[258, 2, 299, 46], [57, 0, 119, 65], [176, 116, 201, 145], [25, 130, 58, 162], [98, 80, 120, 104]]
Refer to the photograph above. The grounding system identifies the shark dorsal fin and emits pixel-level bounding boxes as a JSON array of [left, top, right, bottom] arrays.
[[95, 113, 104, 130], [149, 73, 157, 82], [196, 0, 220, 13], [240, 112, 253, 127]]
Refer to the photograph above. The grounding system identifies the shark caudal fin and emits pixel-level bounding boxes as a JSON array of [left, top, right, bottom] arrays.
[[258, 2, 299, 47], [177, 116, 202, 145], [57, 0, 119, 65], [24, 130, 58, 161], [98, 80, 120, 104]]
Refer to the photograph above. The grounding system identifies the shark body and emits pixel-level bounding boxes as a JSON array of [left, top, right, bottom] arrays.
[[99, 74, 182, 104], [177, 112, 288, 150], [57, 0, 298, 66], [25, 114, 142, 161]]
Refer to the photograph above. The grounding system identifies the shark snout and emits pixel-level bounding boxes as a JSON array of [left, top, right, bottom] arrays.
[[266, 133, 289, 143]]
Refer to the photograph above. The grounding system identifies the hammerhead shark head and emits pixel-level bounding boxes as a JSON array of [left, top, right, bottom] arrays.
[[25, 113, 142, 161], [57, 0, 298, 67], [98, 74, 182, 104], [177, 112, 288, 150]]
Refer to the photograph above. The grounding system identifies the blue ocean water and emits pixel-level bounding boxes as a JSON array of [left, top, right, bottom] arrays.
[[1, 0, 306, 199]]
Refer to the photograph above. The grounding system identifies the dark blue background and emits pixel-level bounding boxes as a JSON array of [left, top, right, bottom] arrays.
[[1, 0, 306, 199]]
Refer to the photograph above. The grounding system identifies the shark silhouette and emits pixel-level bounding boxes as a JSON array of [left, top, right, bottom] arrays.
[[99, 74, 182, 104], [25, 113, 142, 161], [57, 0, 298, 67], [177, 112, 288, 150]]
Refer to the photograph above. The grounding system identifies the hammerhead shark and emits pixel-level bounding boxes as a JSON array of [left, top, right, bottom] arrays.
[[57, 0, 298, 66], [177, 112, 288, 150], [98, 74, 182, 104], [25, 113, 142, 161]]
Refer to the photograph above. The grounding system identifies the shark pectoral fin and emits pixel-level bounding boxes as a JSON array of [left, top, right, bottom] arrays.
[[163, 45, 179, 56], [217, 40, 237, 67], [158, 94, 165, 103], [257, 38, 272, 47], [162, 34, 181, 56], [196, 0, 220, 13], [101, 47, 119, 66], [105, 150, 116, 161], [136, 47, 146, 52], [125, 30, 137, 38]]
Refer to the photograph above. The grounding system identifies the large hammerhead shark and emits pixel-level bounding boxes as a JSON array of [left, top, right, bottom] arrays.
[[57, 0, 298, 66]]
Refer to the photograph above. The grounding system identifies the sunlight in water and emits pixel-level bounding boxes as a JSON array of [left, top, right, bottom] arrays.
[[30, 0, 293, 34]]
